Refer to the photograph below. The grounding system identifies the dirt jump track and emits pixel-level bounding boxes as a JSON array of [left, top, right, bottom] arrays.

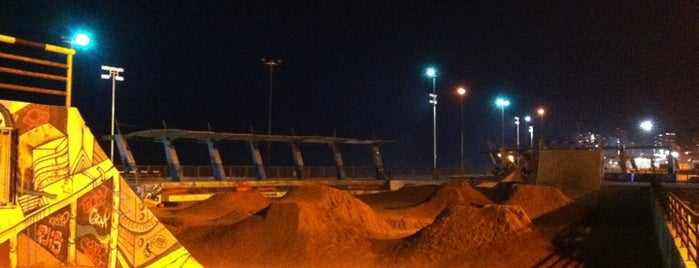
[[0, 99, 668, 267], [151, 181, 600, 267]]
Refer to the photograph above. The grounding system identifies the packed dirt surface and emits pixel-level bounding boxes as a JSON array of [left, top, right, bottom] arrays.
[[152, 181, 584, 267]]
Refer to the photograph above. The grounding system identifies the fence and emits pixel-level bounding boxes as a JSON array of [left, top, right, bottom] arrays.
[[667, 191, 699, 266], [118, 165, 380, 180], [0, 34, 76, 106]]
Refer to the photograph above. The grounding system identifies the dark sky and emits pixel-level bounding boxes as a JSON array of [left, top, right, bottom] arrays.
[[1, 1, 698, 172]]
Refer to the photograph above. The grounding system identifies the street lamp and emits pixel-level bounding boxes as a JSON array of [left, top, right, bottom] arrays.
[[100, 65, 124, 162], [514, 116, 520, 149], [524, 115, 533, 147], [495, 98, 510, 147], [640, 120, 654, 132], [262, 58, 281, 164], [457, 87, 467, 178], [426, 67, 438, 177], [537, 107, 545, 142], [72, 33, 90, 47]]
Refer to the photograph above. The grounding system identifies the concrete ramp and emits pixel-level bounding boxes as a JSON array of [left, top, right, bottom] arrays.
[[0, 100, 201, 267]]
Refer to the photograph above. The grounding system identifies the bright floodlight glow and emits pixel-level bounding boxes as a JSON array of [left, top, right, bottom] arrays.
[[72, 33, 90, 46], [495, 98, 510, 107], [524, 115, 531, 122], [640, 120, 654, 132], [457, 87, 466, 95], [537, 108, 545, 116], [425, 67, 437, 78]]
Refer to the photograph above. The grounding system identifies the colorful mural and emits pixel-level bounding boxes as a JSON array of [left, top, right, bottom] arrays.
[[25, 205, 71, 262], [77, 179, 113, 267], [0, 100, 201, 268]]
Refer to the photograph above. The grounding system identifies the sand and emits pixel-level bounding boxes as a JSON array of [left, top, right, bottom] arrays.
[[503, 184, 574, 219], [150, 180, 579, 267]]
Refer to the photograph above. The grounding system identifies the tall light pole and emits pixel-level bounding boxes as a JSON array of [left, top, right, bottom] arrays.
[[457, 87, 467, 178], [524, 115, 533, 147], [537, 107, 545, 142], [495, 98, 510, 147], [71, 33, 91, 47], [100, 65, 124, 162], [262, 58, 281, 164], [514, 116, 520, 149], [640, 120, 654, 133], [426, 67, 438, 178]]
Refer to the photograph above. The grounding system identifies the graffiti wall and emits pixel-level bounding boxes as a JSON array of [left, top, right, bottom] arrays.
[[0, 100, 201, 267], [76, 179, 113, 267], [118, 176, 198, 267], [25, 205, 71, 262]]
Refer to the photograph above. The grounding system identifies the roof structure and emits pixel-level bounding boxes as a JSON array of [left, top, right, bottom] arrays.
[[116, 129, 396, 145]]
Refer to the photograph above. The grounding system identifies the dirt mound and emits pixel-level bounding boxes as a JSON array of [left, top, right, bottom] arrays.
[[503, 184, 573, 219], [442, 179, 495, 206], [357, 184, 440, 209], [152, 190, 270, 234], [366, 180, 494, 231], [171, 182, 581, 267], [386, 204, 553, 267], [196, 184, 421, 267]]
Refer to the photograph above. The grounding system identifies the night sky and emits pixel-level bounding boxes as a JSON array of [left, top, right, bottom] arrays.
[[1, 1, 698, 172]]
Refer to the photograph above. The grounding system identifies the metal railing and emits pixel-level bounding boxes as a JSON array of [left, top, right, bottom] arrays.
[[0, 34, 76, 107], [667, 192, 699, 265], [117, 165, 381, 180]]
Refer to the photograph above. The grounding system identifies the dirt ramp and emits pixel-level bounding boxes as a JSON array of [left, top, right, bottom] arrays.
[[442, 179, 495, 206], [274, 184, 420, 240], [387, 204, 553, 267], [206, 185, 421, 267], [153, 190, 270, 234], [357, 184, 440, 209], [503, 184, 573, 219]]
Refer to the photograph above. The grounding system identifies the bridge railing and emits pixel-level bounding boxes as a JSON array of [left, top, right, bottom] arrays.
[[667, 191, 699, 265], [117, 165, 380, 180]]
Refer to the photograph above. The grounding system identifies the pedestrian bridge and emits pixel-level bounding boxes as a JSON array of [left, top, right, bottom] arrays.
[[109, 129, 394, 181]]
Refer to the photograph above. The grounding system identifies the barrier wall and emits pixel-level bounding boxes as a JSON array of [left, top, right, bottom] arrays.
[[0, 100, 200, 267], [536, 148, 603, 199]]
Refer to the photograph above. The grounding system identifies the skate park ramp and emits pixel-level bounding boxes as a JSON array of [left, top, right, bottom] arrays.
[[0, 100, 201, 267]]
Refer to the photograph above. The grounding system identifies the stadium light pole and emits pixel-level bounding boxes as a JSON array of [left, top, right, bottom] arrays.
[[537, 107, 545, 142], [101, 65, 124, 162], [262, 58, 281, 165], [72, 33, 90, 47], [515, 116, 520, 149], [457, 87, 467, 178], [640, 120, 654, 133], [495, 98, 510, 147], [426, 67, 438, 178], [524, 115, 532, 147]]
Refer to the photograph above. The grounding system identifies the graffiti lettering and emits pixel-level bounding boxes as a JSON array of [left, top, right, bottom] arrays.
[[36, 224, 64, 256], [80, 188, 109, 215], [88, 208, 111, 229], [48, 211, 71, 227], [79, 237, 108, 267]]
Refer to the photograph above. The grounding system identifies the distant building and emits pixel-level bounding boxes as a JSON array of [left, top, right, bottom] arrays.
[[654, 132, 677, 147], [575, 131, 604, 147]]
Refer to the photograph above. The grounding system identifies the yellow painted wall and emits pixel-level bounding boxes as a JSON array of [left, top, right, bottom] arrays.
[[0, 100, 200, 268]]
